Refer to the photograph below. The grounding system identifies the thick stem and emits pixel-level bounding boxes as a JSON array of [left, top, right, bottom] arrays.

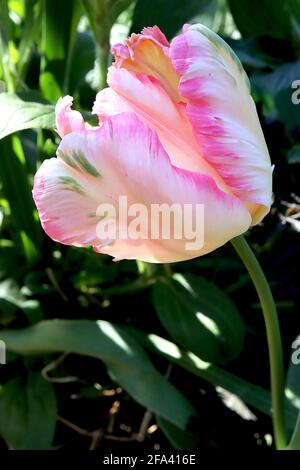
[[96, 37, 110, 90], [231, 235, 287, 449]]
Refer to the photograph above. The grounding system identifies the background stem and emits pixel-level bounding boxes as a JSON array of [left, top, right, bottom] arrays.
[[231, 235, 287, 449]]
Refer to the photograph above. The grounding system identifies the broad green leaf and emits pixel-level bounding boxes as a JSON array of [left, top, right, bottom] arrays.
[[152, 274, 245, 364], [227, 0, 293, 40], [40, 0, 82, 100], [130, 0, 215, 39], [228, 38, 280, 70], [0, 319, 196, 430], [252, 61, 300, 130], [0, 372, 57, 449], [156, 416, 198, 449], [0, 92, 55, 139], [127, 328, 297, 433]]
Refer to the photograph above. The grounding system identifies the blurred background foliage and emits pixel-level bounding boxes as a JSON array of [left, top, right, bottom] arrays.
[[0, 0, 300, 451]]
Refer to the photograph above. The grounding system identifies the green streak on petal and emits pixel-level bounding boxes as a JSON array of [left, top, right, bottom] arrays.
[[60, 150, 101, 177], [72, 150, 101, 177], [58, 176, 85, 195]]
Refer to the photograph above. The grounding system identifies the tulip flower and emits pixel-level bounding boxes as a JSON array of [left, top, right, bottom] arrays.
[[33, 24, 272, 263]]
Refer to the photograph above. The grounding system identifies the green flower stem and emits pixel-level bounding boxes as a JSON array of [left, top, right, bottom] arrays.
[[231, 235, 287, 449]]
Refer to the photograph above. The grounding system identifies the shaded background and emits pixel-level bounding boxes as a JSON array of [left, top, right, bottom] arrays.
[[0, 0, 300, 451]]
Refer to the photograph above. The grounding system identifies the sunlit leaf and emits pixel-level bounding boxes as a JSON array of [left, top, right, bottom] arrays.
[[128, 327, 297, 433], [40, 0, 82, 100], [0, 319, 196, 431], [0, 92, 55, 139], [152, 274, 245, 364], [0, 135, 41, 261]]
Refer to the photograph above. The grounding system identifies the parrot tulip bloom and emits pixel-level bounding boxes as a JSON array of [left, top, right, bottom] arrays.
[[33, 24, 272, 263]]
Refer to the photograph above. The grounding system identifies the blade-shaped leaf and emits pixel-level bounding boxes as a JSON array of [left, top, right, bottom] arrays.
[[156, 416, 198, 449], [251, 60, 300, 130], [0, 92, 55, 139], [0, 135, 41, 261], [127, 327, 297, 433], [285, 335, 300, 446], [40, 0, 82, 100], [0, 319, 196, 431], [152, 274, 245, 364]]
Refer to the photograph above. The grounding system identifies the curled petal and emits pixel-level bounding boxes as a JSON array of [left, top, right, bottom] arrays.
[[33, 113, 251, 263], [170, 24, 272, 224], [55, 95, 85, 138], [93, 67, 227, 191], [112, 25, 180, 101]]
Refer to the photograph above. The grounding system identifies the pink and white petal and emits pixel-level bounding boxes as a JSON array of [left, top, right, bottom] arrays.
[[33, 158, 102, 246], [112, 27, 180, 101], [140, 26, 170, 49], [95, 67, 226, 190], [92, 87, 132, 121], [170, 24, 272, 224], [55, 95, 85, 138], [33, 113, 251, 263]]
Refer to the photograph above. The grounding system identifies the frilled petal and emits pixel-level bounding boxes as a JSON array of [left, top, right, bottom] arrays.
[[55, 95, 85, 138], [33, 113, 251, 263], [93, 67, 226, 190], [170, 24, 272, 224], [112, 26, 180, 101]]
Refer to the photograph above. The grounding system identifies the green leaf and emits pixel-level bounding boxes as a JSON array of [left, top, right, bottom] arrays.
[[0, 0, 13, 41], [285, 336, 300, 441], [0, 372, 57, 449], [0, 279, 19, 325], [0, 92, 55, 139], [127, 328, 297, 433], [288, 145, 300, 165], [0, 319, 196, 430], [0, 241, 21, 280], [0, 279, 43, 325], [16, 0, 42, 83], [152, 274, 245, 364], [252, 61, 300, 130], [227, 0, 293, 40], [156, 416, 198, 449], [130, 0, 215, 39], [40, 0, 82, 100], [68, 31, 95, 100], [0, 135, 41, 261], [227, 38, 280, 70]]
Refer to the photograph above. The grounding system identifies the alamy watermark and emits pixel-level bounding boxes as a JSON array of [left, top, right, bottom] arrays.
[[291, 80, 300, 104], [291, 339, 300, 365], [0, 340, 5, 365], [95, 196, 205, 251]]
